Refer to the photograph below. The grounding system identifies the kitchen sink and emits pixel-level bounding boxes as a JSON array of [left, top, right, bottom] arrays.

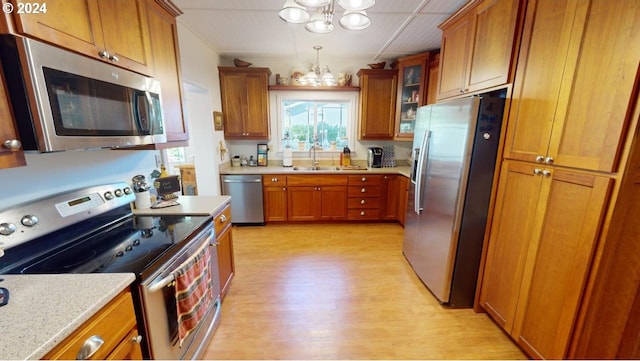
[[292, 166, 341, 171]]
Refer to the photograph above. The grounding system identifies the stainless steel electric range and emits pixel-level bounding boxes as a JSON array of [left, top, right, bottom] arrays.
[[0, 182, 221, 359]]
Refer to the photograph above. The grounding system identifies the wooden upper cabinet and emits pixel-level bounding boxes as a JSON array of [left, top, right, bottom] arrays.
[[0, 62, 26, 169], [436, 0, 523, 100], [426, 53, 439, 106], [394, 52, 431, 140], [357, 69, 398, 140], [504, 0, 640, 172], [218, 67, 271, 139], [8, 0, 152, 75], [145, 0, 188, 145]]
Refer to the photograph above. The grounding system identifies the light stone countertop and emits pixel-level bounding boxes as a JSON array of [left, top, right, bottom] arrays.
[[0, 273, 135, 360], [131, 195, 231, 216], [220, 164, 412, 178]]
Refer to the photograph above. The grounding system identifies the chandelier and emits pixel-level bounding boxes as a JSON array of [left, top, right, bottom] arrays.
[[299, 45, 336, 87], [279, 0, 374, 33]]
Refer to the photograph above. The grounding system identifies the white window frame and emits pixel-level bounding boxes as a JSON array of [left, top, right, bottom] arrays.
[[270, 90, 358, 154]]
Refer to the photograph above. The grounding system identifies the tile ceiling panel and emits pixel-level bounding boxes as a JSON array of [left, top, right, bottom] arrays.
[[174, 0, 468, 60]]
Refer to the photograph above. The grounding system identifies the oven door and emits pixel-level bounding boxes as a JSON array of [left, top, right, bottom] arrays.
[[138, 221, 221, 360]]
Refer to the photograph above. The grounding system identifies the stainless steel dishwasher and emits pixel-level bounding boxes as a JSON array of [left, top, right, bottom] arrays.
[[221, 174, 264, 225]]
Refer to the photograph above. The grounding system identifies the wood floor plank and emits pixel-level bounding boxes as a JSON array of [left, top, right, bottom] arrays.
[[204, 223, 526, 359]]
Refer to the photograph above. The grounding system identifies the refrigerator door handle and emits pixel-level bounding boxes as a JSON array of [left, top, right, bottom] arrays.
[[414, 130, 431, 214]]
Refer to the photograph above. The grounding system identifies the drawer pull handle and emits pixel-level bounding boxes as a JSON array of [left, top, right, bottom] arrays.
[[361, 177, 367, 182], [77, 335, 104, 360], [360, 211, 366, 216], [361, 188, 367, 193], [360, 199, 366, 205], [132, 335, 143, 344], [219, 214, 227, 223]]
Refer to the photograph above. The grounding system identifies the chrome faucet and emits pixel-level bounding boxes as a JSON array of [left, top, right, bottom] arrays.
[[309, 135, 320, 170]]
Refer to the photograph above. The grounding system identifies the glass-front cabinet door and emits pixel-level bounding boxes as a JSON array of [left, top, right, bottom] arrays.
[[394, 52, 432, 140]]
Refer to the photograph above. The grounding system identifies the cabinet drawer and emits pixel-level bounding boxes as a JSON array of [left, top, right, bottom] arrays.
[[348, 209, 380, 220], [44, 290, 137, 360], [287, 175, 347, 186], [347, 175, 382, 185], [263, 175, 287, 187], [347, 197, 380, 209], [214, 203, 232, 235], [348, 185, 381, 197]]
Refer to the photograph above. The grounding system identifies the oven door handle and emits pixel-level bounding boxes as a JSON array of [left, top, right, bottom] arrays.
[[147, 240, 219, 293], [148, 274, 175, 293]]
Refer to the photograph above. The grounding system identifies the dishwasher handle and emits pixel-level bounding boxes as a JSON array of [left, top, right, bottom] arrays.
[[222, 179, 262, 183]]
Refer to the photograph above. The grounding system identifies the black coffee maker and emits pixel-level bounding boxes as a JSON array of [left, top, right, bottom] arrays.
[[367, 147, 384, 168]]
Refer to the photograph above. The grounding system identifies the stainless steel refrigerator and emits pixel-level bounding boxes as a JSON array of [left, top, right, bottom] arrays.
[[403, 92, 506, 307]]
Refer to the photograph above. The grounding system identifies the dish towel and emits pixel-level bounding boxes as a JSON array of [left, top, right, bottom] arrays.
[[174, 239, 213, 347]]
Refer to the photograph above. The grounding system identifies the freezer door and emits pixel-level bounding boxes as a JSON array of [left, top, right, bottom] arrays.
[[403, 106, 431, 263], [412, 97, 480, 303]]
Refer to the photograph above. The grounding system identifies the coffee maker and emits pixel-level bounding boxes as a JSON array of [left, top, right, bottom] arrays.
[[367, 147, 384, 168]]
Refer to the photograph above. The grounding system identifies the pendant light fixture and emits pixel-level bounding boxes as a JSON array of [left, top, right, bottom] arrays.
[[279, 0, 374, 33], [299, 46, 336, 87]]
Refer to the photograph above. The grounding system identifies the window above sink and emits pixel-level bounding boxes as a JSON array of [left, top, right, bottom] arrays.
[[271, 90, 357, 153]]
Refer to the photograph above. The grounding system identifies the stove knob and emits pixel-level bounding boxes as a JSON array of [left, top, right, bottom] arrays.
[[116, 251, 124, 257], [123, 187, 132, 195], [133, 239, 141, 246], [125, 245, 133, 252], [0, 223, 16, 236], [21, 215, 39, 227], [114, 189, 123, 197], [104, 191, 114, 200]]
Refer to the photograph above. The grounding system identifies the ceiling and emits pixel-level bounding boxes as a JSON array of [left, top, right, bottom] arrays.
[[172, 0, 468, 62]]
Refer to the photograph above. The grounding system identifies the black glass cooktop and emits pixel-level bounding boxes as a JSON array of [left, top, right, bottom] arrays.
[[0, 205, 210, 276]]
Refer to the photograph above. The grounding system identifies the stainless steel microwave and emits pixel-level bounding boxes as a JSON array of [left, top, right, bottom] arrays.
[[0, 35, 166, 152]]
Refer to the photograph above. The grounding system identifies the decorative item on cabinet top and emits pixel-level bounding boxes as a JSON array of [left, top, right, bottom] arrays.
[[233, 58, 252, 67]]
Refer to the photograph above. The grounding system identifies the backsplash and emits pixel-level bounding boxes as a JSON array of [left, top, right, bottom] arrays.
[[0, 150, 158, 210]]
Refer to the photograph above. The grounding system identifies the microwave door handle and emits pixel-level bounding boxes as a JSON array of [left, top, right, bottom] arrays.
[[133, 90, 153, 135]]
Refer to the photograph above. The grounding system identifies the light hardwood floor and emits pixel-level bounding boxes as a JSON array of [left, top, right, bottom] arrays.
[[204, 223, 526, 360]]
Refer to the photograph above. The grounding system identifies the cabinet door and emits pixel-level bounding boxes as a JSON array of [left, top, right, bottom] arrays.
[[547, 0, 640, 172], [381, 175, 400, 220], [466, 0, 521, 93], [97, 0, 152, 75], [244, 72, 270, 138], [146, 0, 188, 143], [479, 161, 543, 331], [219, 72, 247, 138], [397, 176, 409, 225], [287, 186, 318, 221], [395, 53, 429, 139], [358, 69, 397, 140], [426, 54, 439, 105], [264, 186, 288, 222], [0, 64, 25, 169], [107, 328, 143, 360], [217, 224, 235, 299], [503, 0, 572, 164], [505, 0, 640, 172], [437, 12, 474, 99], [512, 170, 611, 359], [10, 0, 104, 59], [318, 186, 347, 221]]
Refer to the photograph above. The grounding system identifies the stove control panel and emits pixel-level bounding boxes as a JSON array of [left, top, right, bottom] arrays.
[[0, 182, 136, 251]]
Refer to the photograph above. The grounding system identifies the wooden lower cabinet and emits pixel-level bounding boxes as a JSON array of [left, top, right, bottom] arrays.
[[261, 173, 408, 223], [44, 290, 142, 360], [263, 175, 288, 222], [0, 61, 25, 169], [213, 202, 234, 299], [479, 160, 612, 359]]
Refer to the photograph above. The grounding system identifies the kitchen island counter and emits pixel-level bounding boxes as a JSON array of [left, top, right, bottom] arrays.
[[131, 195, 231, 216], [0, 273, 135, 360]]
